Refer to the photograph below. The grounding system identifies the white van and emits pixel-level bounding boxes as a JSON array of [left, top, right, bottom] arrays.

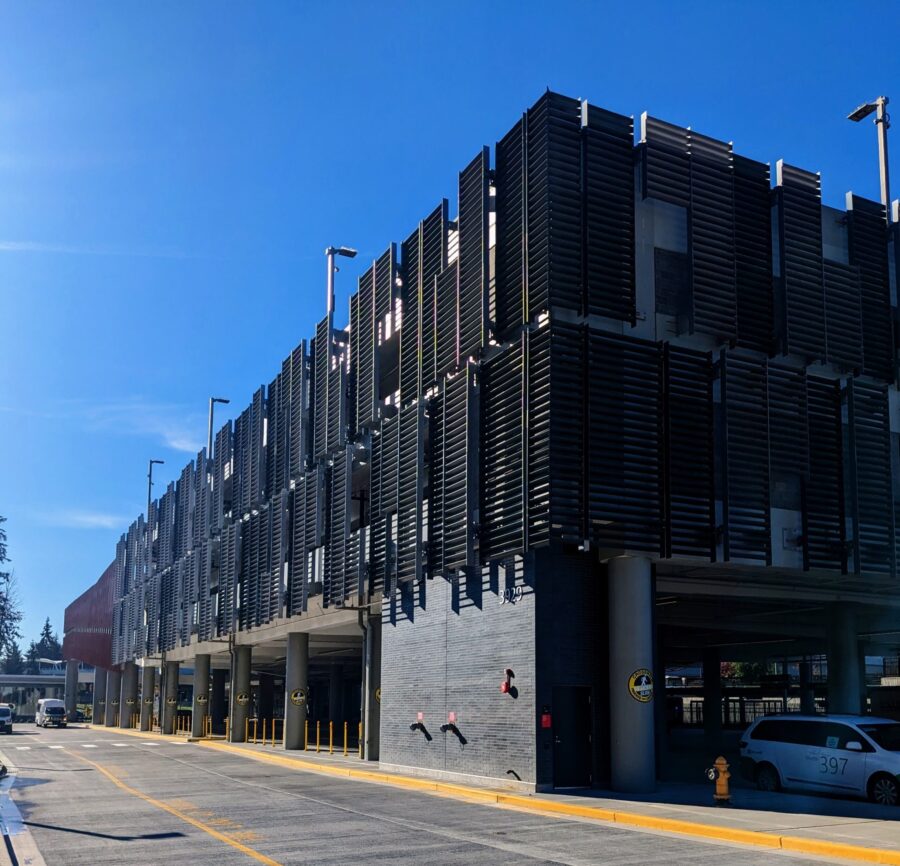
[[35, 699, 67, 728], [740, 714, 900, 805]]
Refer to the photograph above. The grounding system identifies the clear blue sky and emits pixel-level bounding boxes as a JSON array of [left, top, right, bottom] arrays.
[[1, 1, 898, 648]]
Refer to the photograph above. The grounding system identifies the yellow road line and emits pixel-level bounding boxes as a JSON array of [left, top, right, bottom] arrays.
[[67, 750, 282, 866]]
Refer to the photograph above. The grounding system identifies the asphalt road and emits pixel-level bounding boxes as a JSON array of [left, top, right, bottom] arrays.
[[0, 725, 840, 866]]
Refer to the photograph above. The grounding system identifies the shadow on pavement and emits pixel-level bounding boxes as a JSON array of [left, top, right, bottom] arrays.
[[24, 821, 184, 842]]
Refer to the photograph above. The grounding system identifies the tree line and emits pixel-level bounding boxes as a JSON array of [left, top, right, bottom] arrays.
[[0, 514, 63, 675]]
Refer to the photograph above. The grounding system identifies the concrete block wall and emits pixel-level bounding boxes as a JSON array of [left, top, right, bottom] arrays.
[[379, 561, 536, 787]]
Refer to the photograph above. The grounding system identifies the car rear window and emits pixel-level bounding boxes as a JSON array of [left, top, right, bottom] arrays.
[[0, 708, 10, 718], [860, 723, 900, 751], [46, 706, 64, 715]]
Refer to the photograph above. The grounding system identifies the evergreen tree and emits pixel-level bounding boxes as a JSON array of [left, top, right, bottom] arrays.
[[25, 641, 40, 675], [36, 618, 61, 660], [0, 516, 23, 656], [2, 641, 24, 675]]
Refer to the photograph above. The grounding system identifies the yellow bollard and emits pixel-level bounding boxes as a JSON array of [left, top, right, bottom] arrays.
[[316, 720, 321, 753], [358, 722, 363, 758], [343, 721, 348, 757], [262, 719, 267, 745], [329, 721, 334, 754], [244, 717, 249, 743], [304, 719, 308, 750], [225, 716, 230, 741]]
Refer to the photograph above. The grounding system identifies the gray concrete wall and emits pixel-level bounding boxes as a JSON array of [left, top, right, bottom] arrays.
[[379, 562, 536, 787]]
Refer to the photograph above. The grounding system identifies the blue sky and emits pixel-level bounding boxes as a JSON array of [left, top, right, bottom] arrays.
[[1, 1, 898, 647]]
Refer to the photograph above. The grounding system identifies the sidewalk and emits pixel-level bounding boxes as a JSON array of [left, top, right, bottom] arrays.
[[100, 727, 900, 864]]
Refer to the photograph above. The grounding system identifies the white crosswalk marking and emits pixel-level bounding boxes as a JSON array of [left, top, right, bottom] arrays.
[[48, 745, 63, 750], [15, 747, 30, 751], [111, 743, 128, 747], [82, 744, 97, 748]]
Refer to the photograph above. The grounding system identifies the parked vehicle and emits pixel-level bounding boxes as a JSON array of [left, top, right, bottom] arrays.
[[35, 699, 67, 728], [740, 714, 900, 806], [0, 706, 12, 734]]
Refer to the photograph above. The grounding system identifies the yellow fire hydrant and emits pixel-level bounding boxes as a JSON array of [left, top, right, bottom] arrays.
[[705, 755, 731, 805]]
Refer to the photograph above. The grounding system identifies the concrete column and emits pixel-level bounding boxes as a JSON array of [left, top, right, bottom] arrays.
[[105, 669, 122, 727], [703, 647, 722, 745], [828, 605, 862, 714], [283, 632, 309, 750], [258, 674, 274, 722], [799, 660, 816, 715], [92, 668, 107, 725], [608, 555, 655, 793], [64, 659, 79, 720], [328, 664, 343, 722], [161, 661, 179, 735], [211, 668, 227, 735], [120, 660, 139, 728], [363, 616, 381, 761], [192, 654, 211, 738], [229, 645, 251, 743], [140, 664, 156, 731]]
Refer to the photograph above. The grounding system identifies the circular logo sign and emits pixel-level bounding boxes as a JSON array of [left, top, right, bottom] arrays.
[[628, 669, 654, 703], [110, 698, 120, 706], [374, 687, 381, 704], [166, 697, 177, 706], [99, 700, 105, 706], [126, 697, 136, 706], [236, 692, 250, 707], [143, 697, 153, 705], [196, 694, 208, 704], [289, 688, 306, 707]]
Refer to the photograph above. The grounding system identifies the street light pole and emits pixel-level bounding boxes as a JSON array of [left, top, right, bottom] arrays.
[[848, 95, 892, 224], [325, 246, 358, 320], [147, 459, 164, 527], [207, 397, 230, 463]]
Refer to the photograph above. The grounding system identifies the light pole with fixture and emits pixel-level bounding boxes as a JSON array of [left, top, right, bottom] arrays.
[[147, 459, 164, 528], [207, 397, 231, 462], [848, 96, 891, 223], [325, 246, 358, 318]]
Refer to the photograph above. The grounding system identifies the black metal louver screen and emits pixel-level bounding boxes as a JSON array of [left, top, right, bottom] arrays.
[[435, 261, 459, 377], [249, 387, 265, 508], [847, 195, 893, 381], [441, 364, 479, 571], [175, 462, 193, 560], [193, 450, 209, 545], [824, 260, 863, 371], [428, 393, 444, 576], [354, 267, 377, 427], [848, 380, 895, 576], [733, 155, 773, 352], [326, 342, 347, 453], [212, 422, 232, 529], [458, 148, 490, 360], [266, 372, 286, 497], [197, 542, 212, 642], [689, 131, 737, 340], [777, 162, 826, 362], [396, 402, 424, 583], [526, 91, 583, 318], [374, 245, 397, 329], [663, 345, 714, 558], [218, 521, 240, 634], [641, 114, 690, 206], [767, 363, 808, 509], [266, 492, 286, 622], [494, 118, 526, 338], [326, 447, 351, 606], [588, 330, 661, 553], [420, 203, 448, 392], [722, 352, 770, 562], [583, 104, 635, 323], [527, 320, 585, 547], [806, 377, 844, 571], [481, 336, 526, 559], [312, 321, 328, 460], [399, 226, 420, 405], [288, 341, 308, 480], [232, 408, 249, 517], [158, 486, 175, 569]]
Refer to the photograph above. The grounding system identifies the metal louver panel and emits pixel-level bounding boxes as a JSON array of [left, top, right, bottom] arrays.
[[197, 542, 212, 642], [847, 194, 893, 381], [218, 521, 240, 635], [848, 381, 894, 576], [267, 491, 286, 621], [495, 117, 526, 338], [588, 331, 661, 553], [159, 566, 175, 651], [212, 422, 232, 530], [528, 320, 585, 547], [175, 462, 194, 560], [481, 336, 526, 559], [805, 377, 845, 571], [288, 341, 309, 479], [289, 486, 305, 615], [232, 408, 249, 518], [641, 114, 690, 206], [441, 364, 480, 570], [266, 372, 287, 497], [399, 225, 421, 404], [157, 485, 175, 569], [421, 203, 448, 391], [824, 260, 863, 371], [776, 162, 826, 361], [371, 414, 399, 589], [249, 387, 265, 507], [428, 394, 444, 576], [767, 362, 808, 506], [327, 446, 351, 606], [458, 148, 490, 359], [396, 402, 424, 583], [374, 245, 397, 329], [326, 339, 348, 453], [734, 155, 773, 352], [526, 92, 583, 317], [663, 345, 714, 558], [354, 267, 377, 427], [583, 104, 635, 323], [722, 352, 770, 563], [689, 131, 737, 340], [193, 449, 209, 545], [313, 317, 329, 460], [435, 261, 459, 376]]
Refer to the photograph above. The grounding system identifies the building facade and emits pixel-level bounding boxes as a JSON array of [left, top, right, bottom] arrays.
[[68, 91, 900, 791]]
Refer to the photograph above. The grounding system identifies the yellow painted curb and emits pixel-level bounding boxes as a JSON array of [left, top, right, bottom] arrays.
[[115, 730, 900, 865], [86, 725, 181, 744]]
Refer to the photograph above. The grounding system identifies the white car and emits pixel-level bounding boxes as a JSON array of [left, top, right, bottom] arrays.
[[740, 714, 900, 806]]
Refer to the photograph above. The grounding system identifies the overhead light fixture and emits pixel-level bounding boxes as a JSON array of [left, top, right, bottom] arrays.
[[848, 101, 878, 123]]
